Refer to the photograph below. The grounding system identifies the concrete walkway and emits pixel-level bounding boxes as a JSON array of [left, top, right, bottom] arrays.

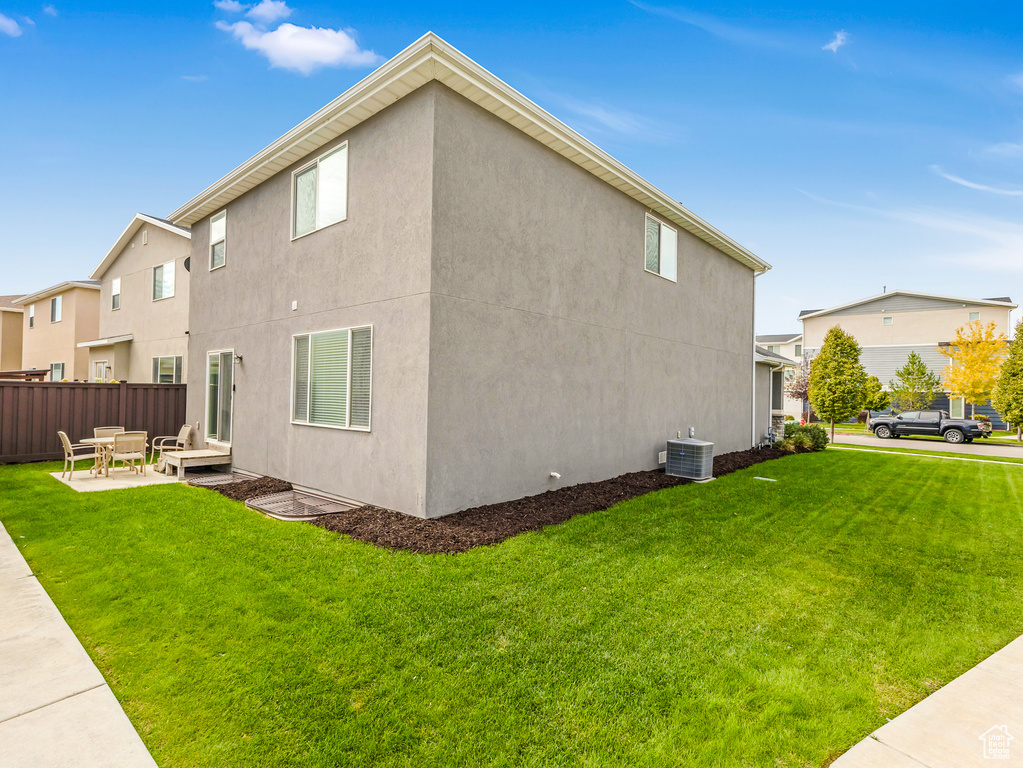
[[0, 521, 157, 768], [834, 635, 1023, 766], [834, 432, 1023, 459]]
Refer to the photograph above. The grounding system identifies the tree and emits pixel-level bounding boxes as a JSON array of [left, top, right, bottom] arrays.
[[785, 353, 812, 421], [992, 319, 1023, 441], [888, 352, 941, 412], [808, 326, 867, 443], [939, 321, 1007, 417], [862, 375, 890, 414]]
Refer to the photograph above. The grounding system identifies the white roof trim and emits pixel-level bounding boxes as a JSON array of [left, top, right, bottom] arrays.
[[77, 333, 134, 349], [90, 213, 191, 280], [754, 346, 797, 366], [167, 33, 769, 274], [13, 281, 100, 306], [800, 290, 1018, 320], [756, 334, 802, 345]]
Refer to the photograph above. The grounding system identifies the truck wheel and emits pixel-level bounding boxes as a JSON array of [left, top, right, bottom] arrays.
[[874, 426, 891, 439], [944, 429, 965, 444]]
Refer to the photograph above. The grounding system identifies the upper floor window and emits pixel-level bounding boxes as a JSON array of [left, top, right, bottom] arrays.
[[292, 143, 348, 239], [969, 311, 980, 321], [28, 304, 34, 328], [153, 261, 175, 301], [50, 295, 61, 323], [794, 344, 802, 356], [882, 316, 893, 326], [111, 278, 121, 310], [210, 211, 226, 270], [767, 345, 780, 354], [644, 214, 677, 282]]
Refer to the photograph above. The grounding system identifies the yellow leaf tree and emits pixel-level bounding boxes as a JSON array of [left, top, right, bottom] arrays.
[[938, 321, 1007, 417]]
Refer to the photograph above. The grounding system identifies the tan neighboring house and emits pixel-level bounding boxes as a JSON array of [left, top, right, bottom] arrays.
[[13, 282, 101, 380], [78, 213, 191, 383], [756, 333, 802, 418], [0, 295, 25, 371], [800, 290, 1017, 425]]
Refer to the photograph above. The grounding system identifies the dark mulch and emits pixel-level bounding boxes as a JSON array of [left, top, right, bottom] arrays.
[[206, 475, 293, 502], [310, 447, 802, 555]]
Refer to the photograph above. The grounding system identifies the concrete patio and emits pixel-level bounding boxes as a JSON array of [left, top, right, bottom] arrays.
[[0, 520, 157, 767], [49, 467, 181, 492]]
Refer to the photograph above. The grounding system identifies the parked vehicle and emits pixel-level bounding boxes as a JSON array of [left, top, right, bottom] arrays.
[[868, 410, 991, 444]]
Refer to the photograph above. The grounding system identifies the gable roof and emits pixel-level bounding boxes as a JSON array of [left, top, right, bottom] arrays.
[[0, 295, 25, 312], [754, 345, 797, 366], [756, 333, 801, 344], [167, 33, 769, 274], [12, 281, 101, 306], [90, 213, 191, 280], [799, 291, 1017, 319]]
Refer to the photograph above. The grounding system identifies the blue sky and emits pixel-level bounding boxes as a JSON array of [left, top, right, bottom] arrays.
[[1, 1, 1021, 333]]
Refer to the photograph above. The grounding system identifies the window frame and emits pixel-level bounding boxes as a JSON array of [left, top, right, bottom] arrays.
[[93, 360, 108, 382], [290, 142, 349, 241], [50, 295, 62, 323], [152, 260, 176, 301], [882, 316, 893, 326], [291, 324, 372, 432], [205, 349, 234, 446], [111, 277, 121, 310], [28, 304, 34, 329], [152, 355, 183, 384], [969, 311, 980, 322], [643, 214, 678, 283], [794, 344, 802, 356], [49, 362, 64, 381], [209, 210, 227, 271]]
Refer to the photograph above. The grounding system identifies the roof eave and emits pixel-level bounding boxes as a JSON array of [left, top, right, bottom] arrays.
[[800, 290, 1019, 320], [13, 281, 100, 306], [90, 213, 191, 280]]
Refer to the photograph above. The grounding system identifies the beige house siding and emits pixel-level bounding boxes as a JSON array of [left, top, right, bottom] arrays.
[[803, 304, 1012, 350], [89, 220, 190, 382], [20, 286, 100, 380], [0, 309, 24, 370]]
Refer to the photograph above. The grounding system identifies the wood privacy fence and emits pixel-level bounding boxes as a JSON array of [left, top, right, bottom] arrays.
[[0, 381, 187, 463]]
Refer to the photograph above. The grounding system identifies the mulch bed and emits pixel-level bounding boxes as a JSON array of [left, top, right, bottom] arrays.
[[306, 447, 801, 554], [205, 475, 293, 502]]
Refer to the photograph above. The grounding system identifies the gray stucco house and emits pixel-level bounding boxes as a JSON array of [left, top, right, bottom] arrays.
[[168, 33, 772, 518]]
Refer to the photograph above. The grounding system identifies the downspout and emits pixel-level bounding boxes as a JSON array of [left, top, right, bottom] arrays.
[[751, 273, 759, 446]]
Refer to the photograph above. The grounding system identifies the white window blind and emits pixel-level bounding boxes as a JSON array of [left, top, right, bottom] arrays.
[[292, 143, 348, 238], [152, 356, 182, 384], [50, 296, 61, 323], [644, 215, 677, 281], [111, 278, 121, 310], [28, 304, 34, 328], [293, 325, 371, 430], [210, 211, 226, 270]]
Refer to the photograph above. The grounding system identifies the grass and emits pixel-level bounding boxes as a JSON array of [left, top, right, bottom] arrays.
[[3, 451, 1023, 767]]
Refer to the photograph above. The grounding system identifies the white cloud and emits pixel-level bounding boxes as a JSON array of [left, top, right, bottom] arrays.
[[20, 15, 35, 26], [823, 30, 848, 53], [214, 0, 247, 12], [246, 0, 291, 25], [986, 142, 1023, 159], [217, 20, 381, 74], [630, 1, 789, 50], [930, 165, 1023, 196], [0, 13, 22, 36], [42, 4, 57, 16], [182, 74, 210, 82]]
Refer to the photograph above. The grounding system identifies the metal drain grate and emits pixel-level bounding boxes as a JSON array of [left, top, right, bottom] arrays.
[[187, 471, 250, 487], [246, 491, 358, 520]]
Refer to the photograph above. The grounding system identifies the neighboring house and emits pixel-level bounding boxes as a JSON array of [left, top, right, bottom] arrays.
[[13, 282, 101, 381], [168, 33, 772, 519], [0, 295, 25, 371], [754, 346, 798, 441], [756, 333, 802, 418], [800, 291, 1017, 426], [77, 213, 191, 383]]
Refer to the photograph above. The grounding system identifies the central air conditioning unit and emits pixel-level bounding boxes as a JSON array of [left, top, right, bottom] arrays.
[[665, 439, 714, 481]]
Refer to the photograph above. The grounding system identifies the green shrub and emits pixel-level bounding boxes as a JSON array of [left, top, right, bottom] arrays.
[[781, 423, 829, 450]]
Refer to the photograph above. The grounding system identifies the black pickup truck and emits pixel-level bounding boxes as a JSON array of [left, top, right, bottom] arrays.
[[868, 410, 991, 444]]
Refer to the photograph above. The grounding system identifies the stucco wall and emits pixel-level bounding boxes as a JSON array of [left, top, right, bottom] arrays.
[[0, 310, 23, 371], [185, 84, 436, 516], [95, 223, 191, 382], [21, 287, 99, 380], [802, 303, 1012, 349], [423, 85, 756, 517]]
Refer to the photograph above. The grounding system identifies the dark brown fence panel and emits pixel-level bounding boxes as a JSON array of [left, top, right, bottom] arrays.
[[0, 382, 187, 464]]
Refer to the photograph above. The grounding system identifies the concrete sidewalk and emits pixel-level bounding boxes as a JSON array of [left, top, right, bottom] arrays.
[[834, 635, 1023, 766], [0, 521, 157, 768]]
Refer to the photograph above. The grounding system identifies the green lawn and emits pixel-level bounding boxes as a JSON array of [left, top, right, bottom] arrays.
[[3, 451, 1023, 767]]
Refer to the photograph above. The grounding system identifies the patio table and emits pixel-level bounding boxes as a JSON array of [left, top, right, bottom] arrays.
[[80, 436, 114, 475]]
